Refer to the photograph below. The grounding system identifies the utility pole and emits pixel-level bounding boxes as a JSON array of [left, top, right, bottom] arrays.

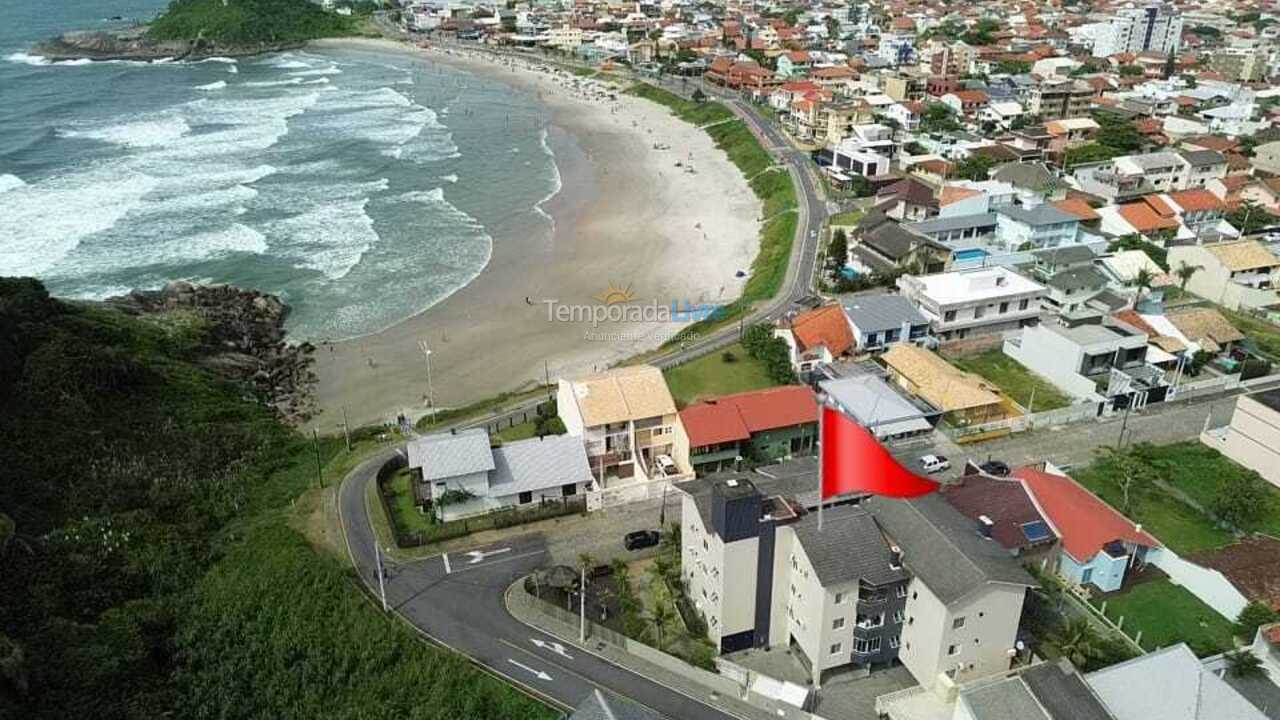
[[1116, 399, 1134, 450], [419, 340, 436, 425], [376, 544, 388, 612], [579, 565, 587, 643], [341, 406, 352, 452], [312, 428, 323, 488], [544, 359, 552, 400]]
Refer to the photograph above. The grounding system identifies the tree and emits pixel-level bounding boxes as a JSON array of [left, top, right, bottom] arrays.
[[1064, 143, 1122, 168], [920, 102, 961, 133], [1227, 201, 1276, 235], [1162, 52, 1176, 79], [1174, 262, 1202, 291], [1226, 649, 1269, 679], [1118, 64, 1145, 77], [1092, 113, 1145, 153], [1235, 601, 1280, 640], [1132, 268, 1154, 308], [691, 88, 707, 103], [961, 18, 1000, 46], [1048, 618, 1105, 669], [995, 60, 1032, 75], [952, 154, 997, 181], [1211, 470, 1273, 528], [1096, 446, 1156, 513], [648, 603, 675, 649], [826, 229, 849, 280]]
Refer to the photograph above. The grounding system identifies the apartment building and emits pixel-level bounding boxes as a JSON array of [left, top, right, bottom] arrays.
[[1111, 152, 1189, 193], [1027, 79, 1094, 120], [679, 472, 1033, 688], [1090, 3, 1183, 58], [897, 266, 1047, 340], [1209, 46, 1268, 83], [557, 365, 689, 486]]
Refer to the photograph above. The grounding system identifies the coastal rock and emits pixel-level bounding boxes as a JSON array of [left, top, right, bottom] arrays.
[[101, 282, 318, 425], [32, 27, 301, 63]]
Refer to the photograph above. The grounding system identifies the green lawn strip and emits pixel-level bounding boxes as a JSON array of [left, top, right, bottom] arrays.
[[416, 385, 551, 431], [385, 467, 435, 534], [829, 209, 864, 226], [751, 167, 797, 219], [493, 420, 539, 443], [704, 119, 774, 178], [663, 341, 779, 407], [951, 349, 1073, 411], [1099, 579, 1235, 656], [624, 82, 735, 125], [1128, 441, 1280, 536], [1217, 306, 1280, 363], [1074, 462, 1234, 554]]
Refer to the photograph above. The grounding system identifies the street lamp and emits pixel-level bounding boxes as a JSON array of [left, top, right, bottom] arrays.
[[419, 340, 436, 425]]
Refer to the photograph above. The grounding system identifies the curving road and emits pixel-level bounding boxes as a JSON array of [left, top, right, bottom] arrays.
[[337, 450, 740, 719]]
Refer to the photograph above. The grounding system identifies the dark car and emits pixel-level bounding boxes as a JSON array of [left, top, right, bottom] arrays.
[[624, 530, 660, 551], [979, 460, 1011, 477]]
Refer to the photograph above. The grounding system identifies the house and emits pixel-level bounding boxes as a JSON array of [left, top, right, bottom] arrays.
[[1027, 78, 1094, 119], [940, 89, 990, 118], [841, 294, 930, 352], [1253, 141, 1280, 176], [556, 365, 690, 486], [1166, 240, 1280, 312], [881, 345, 1010, 425], [1165, 188, 1228, 234], [819, 371, 936, 441], [679, 386, 818, 475], [776, 50, 813, 77], [1180, 148, 1229, 188], [1004, 317, 1154, 401], [1164, 306, 1245, 355], [1202, 389, 1280, 490], [1097, 249, 1174, 289], [678, 471, 1033, 688], [876, 178, 940, 222], [775, 304, 856, 373], [1111, 152, 1190, 193], [993, 202, 1083, 251], [1087, 645, 1269, 720], [406, 429, 594, 521], [980, 100, 1025, 129], [1012, 465, 1160, 592], [941, 470, 1059, 560], [850, 212, 950, 275], [1041, 266, 1111, 314], [896, 266, 1047, 340]]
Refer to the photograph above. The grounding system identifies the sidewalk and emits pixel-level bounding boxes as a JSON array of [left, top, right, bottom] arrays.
[[506, 583, 815, 720]]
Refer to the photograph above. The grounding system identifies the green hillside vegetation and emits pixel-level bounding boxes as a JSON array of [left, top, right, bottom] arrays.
[[0, 278, 553, 720], [147, 0, 364, 45]]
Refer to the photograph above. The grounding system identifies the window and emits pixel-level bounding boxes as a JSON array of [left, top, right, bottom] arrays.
[[833, 617, 845, 630], [856, 613, 884, 629], [912, 591, 918, 600], [896, 585, 908, 598], [893, 610, 905, 624], [974, 305, 986, 319], [834, 592, 846, 605], [562, 483, 577, 497], [1019, 298, 1030, 311], [889, 635, 901, 649], [948, 644, 961, 656], [1081, 567, 1094, 584], [999, 301, 1009, 314], [518, 491, 533, 504], [944, 310, 957, 322], [855, 637, 882, 654], [953, 616, 966, 630], [830, 643, 843, 655]]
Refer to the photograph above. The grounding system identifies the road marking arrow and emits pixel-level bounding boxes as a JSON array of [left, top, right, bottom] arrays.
[[508, 659, 552, 681], [466, 547, 511, 565], [531, 638, 573, 659]]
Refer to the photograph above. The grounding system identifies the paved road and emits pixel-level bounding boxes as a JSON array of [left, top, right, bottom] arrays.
[[337, 450, 739, 720]]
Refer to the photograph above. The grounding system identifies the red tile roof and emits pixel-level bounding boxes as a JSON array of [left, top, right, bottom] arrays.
[[1112, 309, 1158, 336], [678, 385, 817, 448], [1117, 201, 1180, 233], [942, 473, 1056, 551], [789, 304, 855, 356], [1014, 466, 1160, 562], [1053, 198, 1101, 221], [1168, 189, 1224, 214]]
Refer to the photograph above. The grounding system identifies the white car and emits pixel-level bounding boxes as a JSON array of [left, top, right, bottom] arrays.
[[655, 454, 677, 476], [918, 454, 951, 474]]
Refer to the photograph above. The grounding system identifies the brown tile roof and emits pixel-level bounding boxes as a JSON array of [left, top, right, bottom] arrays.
[[1204, 240, 1280, 272], [1190, 536, 1280, 610], [881, 345, 1003, 412], [1165, 307, 1246, 346], [679, 385, 817, 446], [1167, 189, 1225, 214], [941, 473, 1056, 551], [1053, 198, 1101, 221], [566, 365, 676, 426], [1117, 201, 1179, 233], [788, 304, 855, 357]]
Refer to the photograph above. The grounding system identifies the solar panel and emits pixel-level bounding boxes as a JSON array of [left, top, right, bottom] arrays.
[[1021, 521, 1051, 543]]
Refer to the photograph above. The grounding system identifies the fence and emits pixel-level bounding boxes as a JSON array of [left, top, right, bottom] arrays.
[[1147, 548, 1248, 622], [586, 478, 677, 512]]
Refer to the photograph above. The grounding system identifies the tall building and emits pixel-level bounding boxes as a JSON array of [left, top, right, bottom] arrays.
[[1090, 3, 1183, 58]]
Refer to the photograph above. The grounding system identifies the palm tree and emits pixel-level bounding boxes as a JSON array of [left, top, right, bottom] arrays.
[[1174, 262, 1202, 292], [1132, 267, 1155, 308], [1048, 618, 1105, 669], [1226, 649, 1268, 679], [648, 603, 675, 650]]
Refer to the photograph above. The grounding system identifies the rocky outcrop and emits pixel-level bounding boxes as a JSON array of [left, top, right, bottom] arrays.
[[104, 282, 318, 425], [32, 28, 301, 63]]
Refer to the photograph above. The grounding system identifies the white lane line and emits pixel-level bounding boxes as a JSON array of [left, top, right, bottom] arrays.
[[532, 638, 574, 659], [508, 658, 553, 681], [442, 552, 451, 575]]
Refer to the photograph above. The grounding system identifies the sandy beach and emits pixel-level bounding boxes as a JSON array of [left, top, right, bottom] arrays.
[[307, 38, 760, 429]]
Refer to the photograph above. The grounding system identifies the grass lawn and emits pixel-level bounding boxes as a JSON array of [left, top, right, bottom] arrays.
[[951, 350, 1072, 411], [1126, 442, 1280, 536], [1075, 456, 1234, 554], [664, 342, 778, 407], [1217, 306, 1280, 364], [384, 468, 434, 535], [829, 209, 865, 226], [1100, 579, 1235, 656], [493, 420, 538, 443]]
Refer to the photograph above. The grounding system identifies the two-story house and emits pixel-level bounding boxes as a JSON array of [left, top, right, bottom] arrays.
[[896, 266, 1047, 340], [1167, 240, 1280, 312], [994, 202, 1083, 251], [679, 471, 1033, 688], [1003, 317, 1153, 401], [842, 294, 930, 351], [557, 365, 690, 486], [678, 386, 818, 475]]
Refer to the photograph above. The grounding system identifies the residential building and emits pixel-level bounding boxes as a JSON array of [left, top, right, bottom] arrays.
[[556, 365, 689, 486], [1179, 149, 1229, 189], [1013, 465, 1160, 592], [775, 303, 855, 373], [940, 90, 989, 118], [1208, 46, 1268, 83], [1111, 152, 1190, 193], [1202, 389, 1280, 489], [1089, 3, 1183, 58], [1004, 317, 1153, 401], [679, 386, 818, 475], [406, 429, 594, 521], [1027, 79, 1094, 120], [881, 71, 928, 103], [994, 202, 1083, 251], [942, 470, 1059, 562], [1253, 141, 1280, 176], [876, 178, 940, 222], [841, 294, 929, 352], [1097, 249, 1174, 289], [546, 25, 584, 50], [1041, 265, 1111, 315], [881, 345, 1010, 425], [1087, 645, 1268, 720], [1164, 306, 1246, 355], [896, 266, 1047, 340], [818, 370, 937, 441], [1166, 240, 1280, 312], [678, 472, 1033, 688]]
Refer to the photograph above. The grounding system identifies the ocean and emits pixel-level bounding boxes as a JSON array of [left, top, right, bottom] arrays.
[[0, 0, 561, 341]]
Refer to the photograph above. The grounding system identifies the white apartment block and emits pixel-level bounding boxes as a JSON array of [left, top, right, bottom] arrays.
[[680, 473, 1032, 689], [896, 267, 1047, 341], [1091, 3, 1183, 58]]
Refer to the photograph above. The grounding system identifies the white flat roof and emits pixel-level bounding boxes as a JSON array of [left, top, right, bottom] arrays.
[[913, 266, 1045, 305]]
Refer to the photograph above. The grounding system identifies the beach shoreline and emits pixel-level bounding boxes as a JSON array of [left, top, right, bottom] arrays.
[[307, 37, 761, 429]]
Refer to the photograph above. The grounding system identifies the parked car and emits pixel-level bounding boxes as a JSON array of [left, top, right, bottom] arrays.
[[655, 454, 677, 476], [979, 460, 1011, 477], [624, 530, 660, 551], [919, 454, 950, 474]]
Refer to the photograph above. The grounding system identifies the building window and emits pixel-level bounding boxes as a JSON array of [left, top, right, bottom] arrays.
[[1019, 298, 1030, 311], [893, 610, 905, 624], [855, 637, 882, 654], [830, 643, 843, 655], [999, 301, 1009, 314], [953, 616, 966, 630], [518, 491, 533, 504], [890, 636, 901, 649], [834, 592, 845, 604], [562, 483, 577, 497], [944, 310, 957, 322], [896, 585, 908, 598], [856, 613, 884, 629], [833, 617, 845, 630], [974, 305, 986, 319], [948, 644, 961, 656]]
